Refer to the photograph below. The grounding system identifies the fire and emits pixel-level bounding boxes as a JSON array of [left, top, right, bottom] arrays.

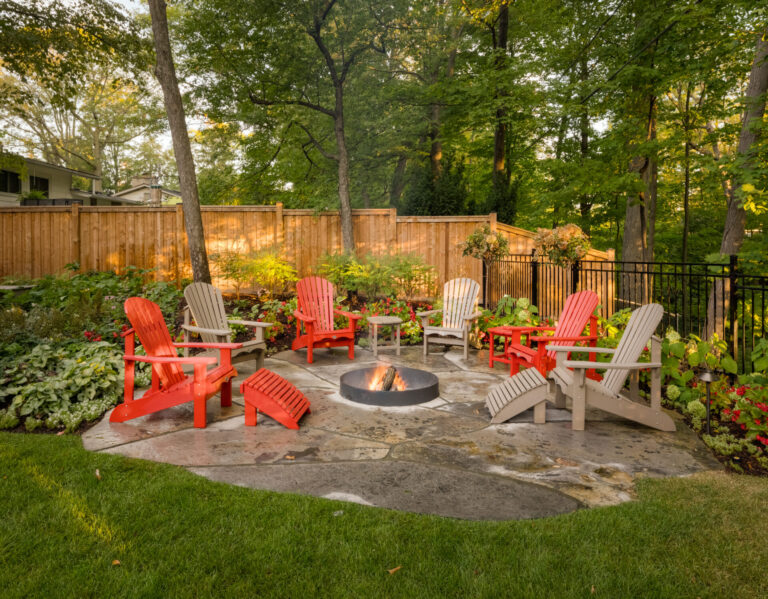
[[367, 365, 407, 391]]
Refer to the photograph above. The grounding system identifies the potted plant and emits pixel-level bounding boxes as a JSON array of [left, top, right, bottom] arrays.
[[533, 224, 591, 267]]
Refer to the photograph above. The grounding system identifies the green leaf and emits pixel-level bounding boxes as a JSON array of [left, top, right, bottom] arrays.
[[721, 355, 737, 374], [687, 352, 701, 367]]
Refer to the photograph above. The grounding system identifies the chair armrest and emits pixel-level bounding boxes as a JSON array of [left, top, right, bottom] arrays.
[[530, 334, 598, 343], [563, 360, 661, 370], [464, 311, 483, 321], [416, 309, 441, 318], [173, 342, 244, 350], [293, 310, 315, 323], [124, 354, 217, 365], [333, 308, 362, 320], [228, 319, 273, 328], [182, 323, 231, 337], [546, 345, 616, 354], [498, 325, 555, 333]]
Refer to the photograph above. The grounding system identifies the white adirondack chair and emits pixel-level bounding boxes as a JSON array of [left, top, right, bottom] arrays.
[[418, 277, 482, 359], [183, 282, 272, 370], [548, 303, 676, 432]]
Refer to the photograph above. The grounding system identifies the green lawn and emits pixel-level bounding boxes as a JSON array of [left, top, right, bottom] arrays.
[[1, 433, 766, 598]]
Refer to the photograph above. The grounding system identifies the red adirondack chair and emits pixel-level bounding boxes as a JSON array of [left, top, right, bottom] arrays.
[[291, 276, 361, 364], [504, 290, 600, 379], [110, 297, 242, 428]]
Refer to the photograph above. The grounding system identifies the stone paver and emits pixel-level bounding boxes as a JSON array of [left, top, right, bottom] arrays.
[[189, 460, 581, 520], [84, 345, 723, 519]]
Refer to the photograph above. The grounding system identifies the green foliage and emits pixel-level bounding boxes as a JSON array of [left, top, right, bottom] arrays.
[[475, 296, 540, 348], [401, 154, 469, 216], [460, 225, 510, 264], [0, 342, 125, 432], [316, 252, 436, 299], [750, 338, 768, 373], [249, 251, 298, 298], [358, 298, 425, 345]]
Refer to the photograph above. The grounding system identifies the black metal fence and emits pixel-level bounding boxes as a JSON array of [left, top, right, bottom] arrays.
[[485, 253, 768, 371]]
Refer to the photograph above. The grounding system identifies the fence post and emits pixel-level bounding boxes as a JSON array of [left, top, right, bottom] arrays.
[[728, 254, 738, 361], [70, 203, 80, 267], [571, 259, 580, 294], [482, 260, 487, 308], [530, 249, 538, 308]]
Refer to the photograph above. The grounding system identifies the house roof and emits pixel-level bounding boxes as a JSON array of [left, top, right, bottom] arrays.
[[114, 184, 182, 197], [23, 157, 101, 179], [70, 189, 145, 205]]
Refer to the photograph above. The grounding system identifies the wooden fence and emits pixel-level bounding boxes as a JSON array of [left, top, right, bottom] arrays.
[[0, 204, 610, 301]]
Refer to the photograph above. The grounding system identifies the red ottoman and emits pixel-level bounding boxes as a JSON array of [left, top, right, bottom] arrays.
[[240, 369, 311, 429]]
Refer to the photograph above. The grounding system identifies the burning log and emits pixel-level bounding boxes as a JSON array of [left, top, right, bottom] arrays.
[[380, 366, 398, 391]]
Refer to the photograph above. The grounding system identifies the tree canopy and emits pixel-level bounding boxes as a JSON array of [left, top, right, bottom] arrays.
[[2, 0, 767, 263]]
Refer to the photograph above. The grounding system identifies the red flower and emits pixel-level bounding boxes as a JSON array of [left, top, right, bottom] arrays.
[[740, 424, 747, 430], [113, 332, 118, 338], [756, 435, 768, 446]]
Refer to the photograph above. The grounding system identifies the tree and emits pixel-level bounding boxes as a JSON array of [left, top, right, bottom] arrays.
[[0, 64, 165, 192], [148, 0, 211, 283], [0, 1, 144, 100]]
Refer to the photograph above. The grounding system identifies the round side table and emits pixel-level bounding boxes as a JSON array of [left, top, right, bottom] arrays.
[[368, 316, 402, 358]]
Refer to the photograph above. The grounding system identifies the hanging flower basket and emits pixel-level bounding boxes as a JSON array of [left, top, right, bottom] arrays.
[[460, 225, 510, 264], [533, 224, 591, 268]]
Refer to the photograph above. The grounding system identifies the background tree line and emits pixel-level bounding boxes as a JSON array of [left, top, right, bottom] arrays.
[[1, 0, 766, 266]]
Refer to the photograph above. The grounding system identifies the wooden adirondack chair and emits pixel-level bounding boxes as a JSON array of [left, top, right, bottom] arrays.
[[548, 303, 676, 431], [503, 290, 599, 378], [291, 276, 361, 364], [418, 278, 481, 359], [183, 282, 272, 370], [110, 297, 242, 429]]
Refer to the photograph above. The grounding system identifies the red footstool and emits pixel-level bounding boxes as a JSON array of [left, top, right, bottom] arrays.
[[240, 369, 311, 429]]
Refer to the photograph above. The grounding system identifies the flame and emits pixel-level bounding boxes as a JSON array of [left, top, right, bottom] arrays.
[[367, 365, 407, 391]]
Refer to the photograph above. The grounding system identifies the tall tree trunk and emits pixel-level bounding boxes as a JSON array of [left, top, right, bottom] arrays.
[[707, 30, 768, 339], [147, 0, 211, 283], [492, 2, 509, 189], [552, 114, 568, 227], [622, 93, 656, 304], [333, 85, 354, 251], [720, 30, 768, 255], [578, 55, 591, 234], [682, 84, 691, 264], [389, 154, 408, 209]]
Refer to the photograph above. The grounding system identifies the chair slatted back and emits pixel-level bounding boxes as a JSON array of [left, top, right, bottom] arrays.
[[442, 278, 480, 329], [185, 282, 231, 344], [545, 290, 599, 359], [602, 303, 664, 396], [296, 276, 335, 331], [125, 297, 186, 388]]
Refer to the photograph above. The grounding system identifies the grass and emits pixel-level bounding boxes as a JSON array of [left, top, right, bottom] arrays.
[[1, 433, 767, 598]]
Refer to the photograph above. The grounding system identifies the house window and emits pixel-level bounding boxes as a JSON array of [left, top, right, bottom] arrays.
[[0, 170, 21, 194], [30, 176, 50, 197]]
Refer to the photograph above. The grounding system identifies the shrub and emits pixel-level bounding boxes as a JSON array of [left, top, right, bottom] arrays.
[[249, 251, 298, 297], [383, 253, 437, 299], [316, 252, 436, 299]]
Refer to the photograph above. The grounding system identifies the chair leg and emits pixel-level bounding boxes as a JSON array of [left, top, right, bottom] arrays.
[[244, 402, 257, 426], [348, 340, 354, 360], [307, 344, 313, 364], [220, 380, 232, 407], [463, 335, 468, 360], [423, 335, 428, 357], [571, 384, 586, 431], [255, 349, 265, 371]]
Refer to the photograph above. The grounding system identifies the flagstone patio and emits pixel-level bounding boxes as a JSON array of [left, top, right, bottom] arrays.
[[83, 346, 722, 520]]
